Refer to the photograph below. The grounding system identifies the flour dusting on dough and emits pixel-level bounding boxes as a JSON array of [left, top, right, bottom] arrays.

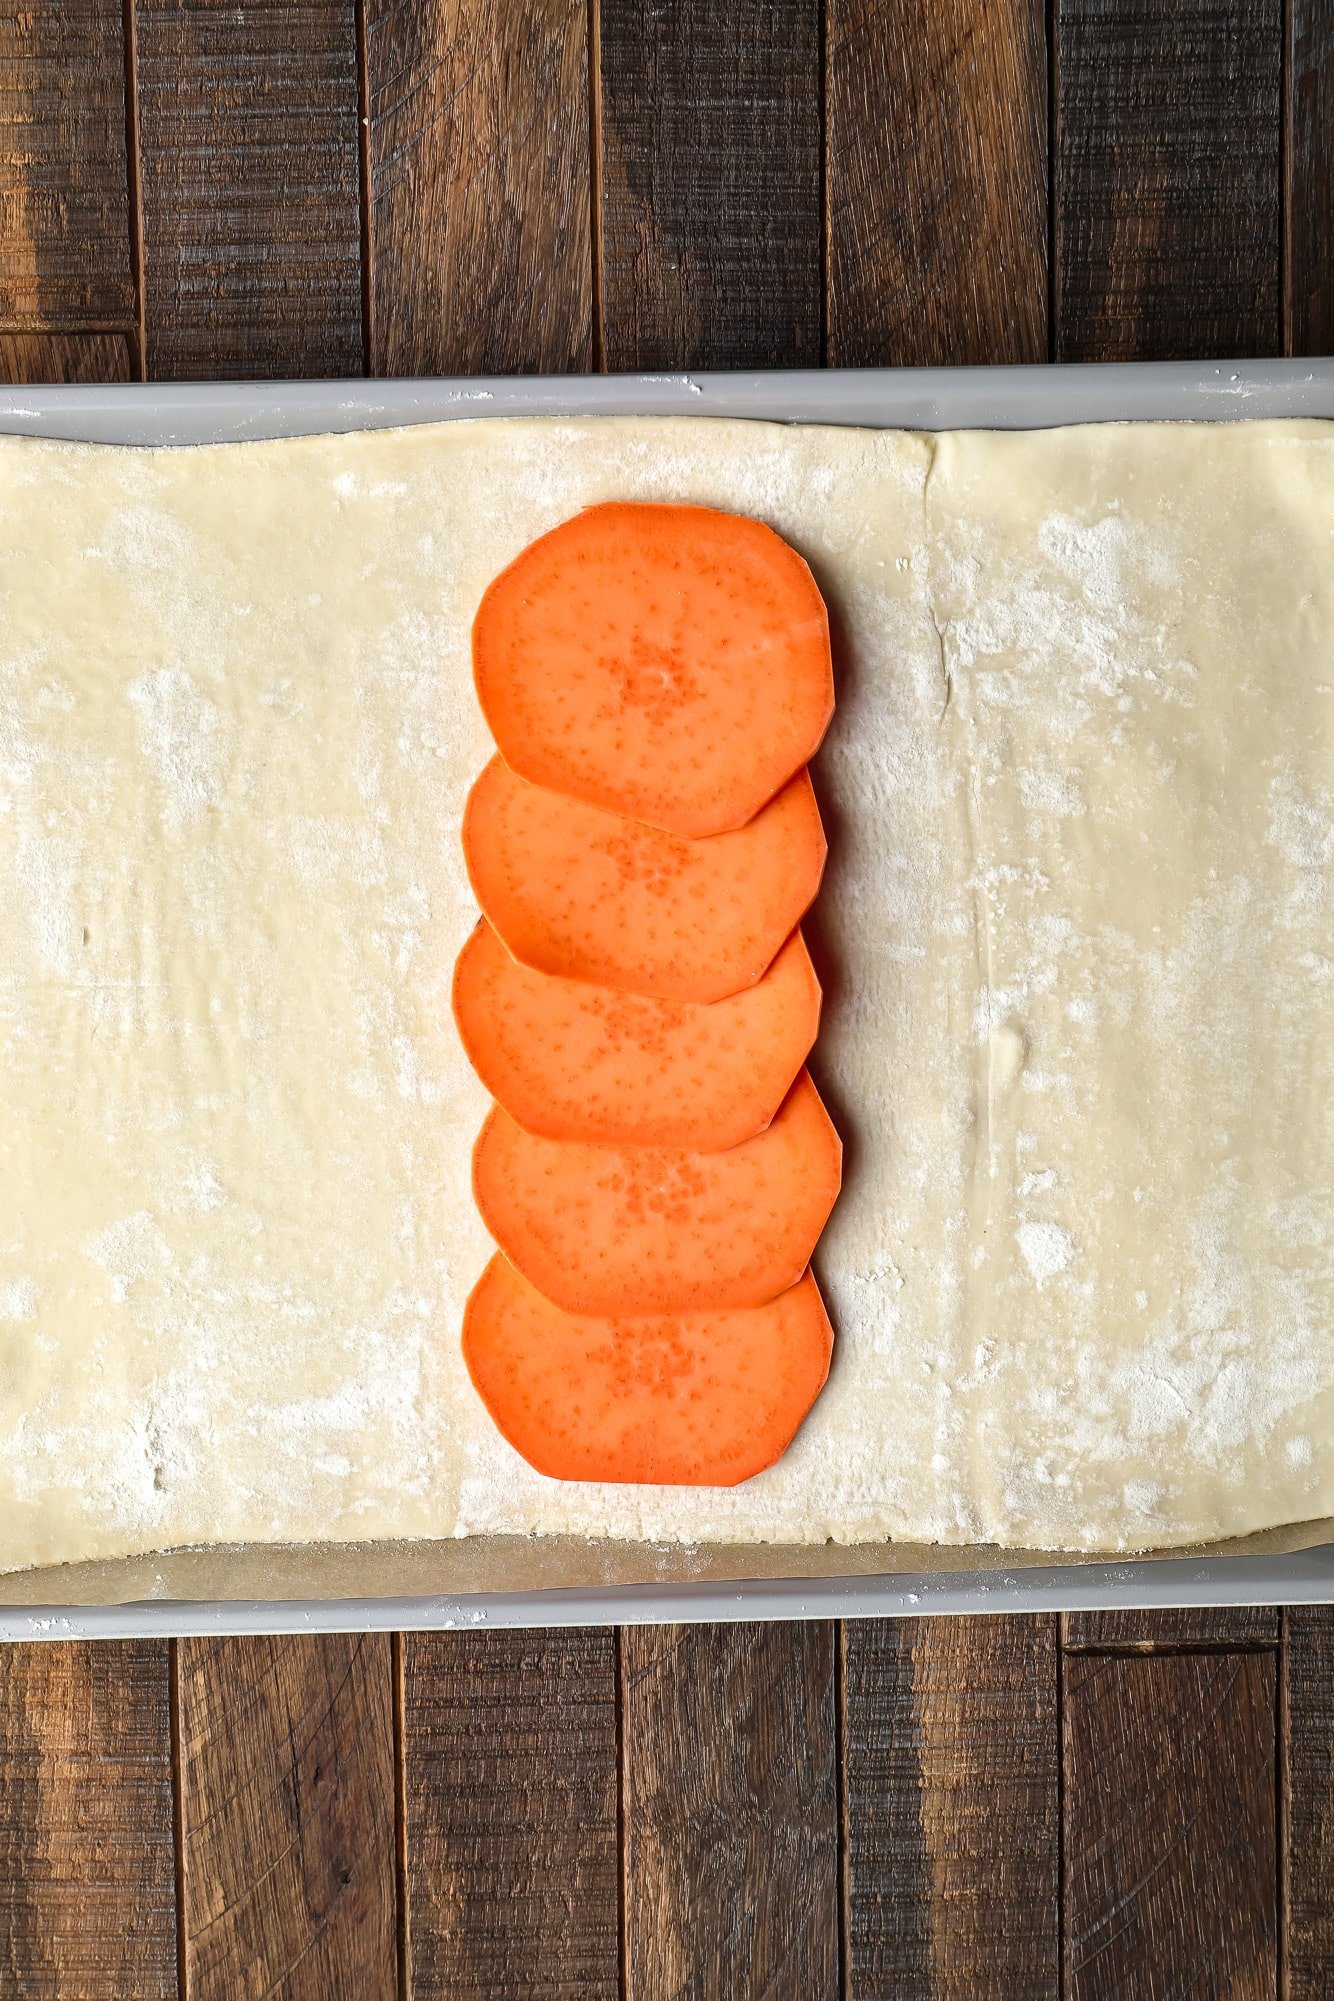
[[1017, 1222, 1075, 1285]]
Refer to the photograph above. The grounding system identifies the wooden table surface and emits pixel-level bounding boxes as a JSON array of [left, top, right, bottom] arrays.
[[1, 2, 1332, 1995]]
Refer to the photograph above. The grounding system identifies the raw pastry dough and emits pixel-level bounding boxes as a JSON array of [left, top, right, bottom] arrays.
[[0, 415, 1329, 1569]]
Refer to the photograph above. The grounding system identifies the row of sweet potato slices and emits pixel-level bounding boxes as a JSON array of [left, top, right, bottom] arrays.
[[454, 502, 842, 1486]]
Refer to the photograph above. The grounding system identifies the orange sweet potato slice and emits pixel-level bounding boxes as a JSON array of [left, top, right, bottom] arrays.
[[452, 919, 821, 1150], [472, 1069, 841, 1315], [472, 502, 834, 839], [462, 756, 826, 1003], [462, 1255, 834, 1485]]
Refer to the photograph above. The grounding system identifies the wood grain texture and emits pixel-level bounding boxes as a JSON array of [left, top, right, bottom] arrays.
[[1285, 1608, 1334, 1997], [0, 332, 132, 381], [1062, 1606, 1280, 1650], [599, 0, 822, 370], [1055, 0, 1283, 360], [0, 1642, 177, 2000], [621, 1622, 837, 2001], [403, 1628, 619, 2000], [826, 0, 1047, 366], [1063, 1651, 1277, 1998], [366, 0, 591, 376], [177, 1635, 397, 2001], [0, 0, 134, 326], [1289, 0, 1334, 355], [136, 0, 363, 378], [844, 1616, 1060, 1999]]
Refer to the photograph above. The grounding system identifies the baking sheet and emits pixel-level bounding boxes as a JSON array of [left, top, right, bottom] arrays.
[[2, 361, 1331, 1637]]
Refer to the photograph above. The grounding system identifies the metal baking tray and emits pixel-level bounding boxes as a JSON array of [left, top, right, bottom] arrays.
[[2, 360, 1331, 1640]]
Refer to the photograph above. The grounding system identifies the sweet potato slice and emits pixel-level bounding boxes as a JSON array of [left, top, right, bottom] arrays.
[[462, 757, 826, 1003], [452, 919, 821, 1150], [462, 1255, 834, 1485], [473, 502, 834, 838], [472, 1069, 841, 1314]]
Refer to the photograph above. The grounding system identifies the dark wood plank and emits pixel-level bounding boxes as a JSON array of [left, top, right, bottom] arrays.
[[403, 1628, 619, 2000], [844, 1615, 1060, 1999], [826, 0, 1047, 366], [0, 331, 132, 381], [1063, 1651, 1277, 1997], [1289, 0, 1334, 355], [1285, 1607, 1334, 1997], [0, 0, 135, 328], [136, 0, 363, 379], [1054, 0, 1283, 361], [365, 0, 591, 376], [1063, 1605, 1279, 1650], [177, 1634, 397, 2001], [598, 0, 822, 370], [622, 1622, 837, 2001], [0, 1642, 177, 1999]]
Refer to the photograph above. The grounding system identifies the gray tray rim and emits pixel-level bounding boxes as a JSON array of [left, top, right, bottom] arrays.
[[2, 358, 1331, 1637]]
